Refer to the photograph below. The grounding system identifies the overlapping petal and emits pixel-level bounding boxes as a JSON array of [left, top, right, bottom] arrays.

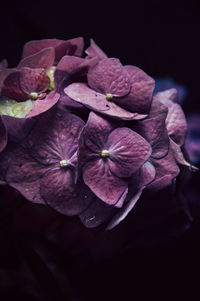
[[0, 117, 7, 152], [18, 47, 55, 69]]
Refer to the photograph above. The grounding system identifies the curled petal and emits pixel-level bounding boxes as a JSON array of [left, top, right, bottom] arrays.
[[148, 150, 180, 190], [106, 188, 144, 230], [79, 196, 116, 228], [88, 58, 131, 97]]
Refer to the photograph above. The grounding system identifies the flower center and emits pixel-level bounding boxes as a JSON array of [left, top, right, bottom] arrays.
[[105, 93, 113, 100], [46, 67, 55, 91], [29, 92, 38, 100], [59, 159, 69, 167], [101, 149, 109, 157]]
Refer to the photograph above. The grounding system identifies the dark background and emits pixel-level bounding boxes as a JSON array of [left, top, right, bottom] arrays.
[[1, 1, 200, 301]]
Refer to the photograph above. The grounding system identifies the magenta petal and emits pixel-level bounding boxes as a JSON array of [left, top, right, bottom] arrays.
[[148, 150, 180, 190], [0, 117, 7, 152], [106, 188, 144, 230], [139, 161, 156, 187], [65, 83, 142, 120], [83, 160, 128, 205], [88, 58, 131, 97], [25, 91, 59, 118], [18, 47, 55, 69], [79, 196, 116, 228], [20, 67, 50, 95], [107, 127, 152, 177], [85, 39, 108, 60], [40, 169, 92, 216], [114, 65, 155, 114], [154, 88, 178, 102]]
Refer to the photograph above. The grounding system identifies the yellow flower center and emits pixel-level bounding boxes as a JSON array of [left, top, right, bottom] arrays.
[[101, 149, 109, 157]]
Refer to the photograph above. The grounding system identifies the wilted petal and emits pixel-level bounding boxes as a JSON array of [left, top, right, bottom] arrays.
[[114, 65, 155, 114], [79, 196, 116, 228], [83, 160, 128, 205], [170, 138, 198, 171], [148, 150, 180, 190], [65, 83, 144, 120], [85, 39, 108, 60], [107, 127, 152, 177], [18, 47, 55, 69], [0, 117, 7, 152], [25, 91, 59, 118], [88, 58, 131, 97], [40, 169, 92, 216]]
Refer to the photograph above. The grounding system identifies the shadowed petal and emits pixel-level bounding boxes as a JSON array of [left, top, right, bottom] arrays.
[[79, 196, 116, 228], [83, 159, 128, 205], [148, 150, 180, 190], [20, 67, 50, 94], [107, 127, 152, 177], [18, 47, 55, 69], [65, 83, 145, 120], [133, 113, 169, 159], [0, 117, 7, 152], [0, 59, 8, 70], [106, 188, 144, 230], [40, 169, 92, 216], [88, 58, 131, 97]]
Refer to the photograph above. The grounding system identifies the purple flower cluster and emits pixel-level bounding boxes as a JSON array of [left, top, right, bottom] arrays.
[[0, 38, 196, 229]]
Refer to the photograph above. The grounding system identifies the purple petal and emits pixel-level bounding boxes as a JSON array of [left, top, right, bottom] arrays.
[[40, 169, 92, 216], [154, 88, 178, 102], [0, 59, 8, 70], [83, 160, 128, 206], [25, 91, 59, 118], [79, 196, 117, 228], [1, 115, 35, 142], [65, 83, 145, 120], [139, 161, 156, 187], [6, 145, 47, 204], [18, 47, 55, 69], [1, 70, 28, 101], [107, 127, 152, 177], [20, 67, 50, 95], [106, 188, 144, 230], [22, 37, 84, 61], [0, 117, 7, 152], [88, 58, 131, 97], [147, 150, 180, 190], [170, 138, 198, 171], [114, 65, 155, 114], [0, 69, 14, 95], [133, 111, 169, 159], [85, 39, 108, 60]]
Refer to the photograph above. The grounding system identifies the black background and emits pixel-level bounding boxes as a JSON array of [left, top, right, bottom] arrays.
[[1, 1, 200, 300]]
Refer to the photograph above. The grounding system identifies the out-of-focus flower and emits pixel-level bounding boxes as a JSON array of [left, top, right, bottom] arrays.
[[185, 114, 200, 164]]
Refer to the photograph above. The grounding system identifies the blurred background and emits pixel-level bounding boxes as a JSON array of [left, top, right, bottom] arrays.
[[0, 1, 200, 300]]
